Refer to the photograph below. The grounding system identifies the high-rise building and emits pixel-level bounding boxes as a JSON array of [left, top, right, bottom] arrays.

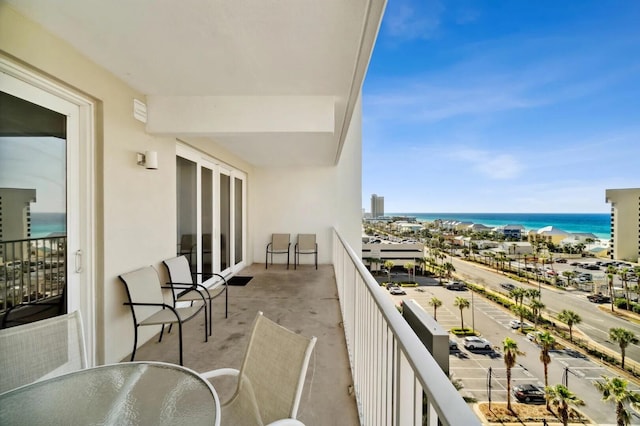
[[0, 187, 37, 260], [605, 188, 640, 263], [371, 194, 384, 218]]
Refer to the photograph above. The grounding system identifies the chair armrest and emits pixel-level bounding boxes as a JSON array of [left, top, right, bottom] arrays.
[[199, 368, 239, 380], [123, 302, 172, 308], [163, 283, 197, 289], [267, 420, 306, 426]]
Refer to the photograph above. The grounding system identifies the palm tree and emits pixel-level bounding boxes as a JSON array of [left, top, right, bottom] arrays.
[[594, 375, 640, 426], [526, 288, 541, 301], [429, 297, 442, 320], [609, 328, 638, 369], [443, 262, 455, 278], [562, 270, 577, 288], [453, 297, 470, 332], [558, 310, 582, 342], [404, 261, 414, 282], [529, 299, 545, 329], [618, 268, 631, 308], [545, 384, 584, 426], [503, 337, 524, 412], [538, 331, 556, 408], [384, 260, 394, 282], [607, 265, 618, 312], [509, 287, 526, 307], [513, 305, 529, 332]]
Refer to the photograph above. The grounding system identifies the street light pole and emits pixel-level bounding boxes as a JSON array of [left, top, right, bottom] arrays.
[[471, 287, 475, 334]]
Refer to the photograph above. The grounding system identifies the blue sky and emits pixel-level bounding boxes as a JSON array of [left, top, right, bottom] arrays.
[[362, 0, 640, 213]]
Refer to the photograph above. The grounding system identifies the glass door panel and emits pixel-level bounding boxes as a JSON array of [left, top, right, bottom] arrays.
[[0, 90, 67, 319], [234, 177, 243, 265], [219, 173, 231, 272], [201, 167, 213, 275], [176, 157, 197, 270]]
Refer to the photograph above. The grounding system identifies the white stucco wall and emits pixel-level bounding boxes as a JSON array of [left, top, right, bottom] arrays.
[[250, 96, 363, 265]]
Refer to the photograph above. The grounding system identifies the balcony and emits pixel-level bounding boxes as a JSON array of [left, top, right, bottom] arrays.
[[132, 231, 478, 425], [1, 236, 67, 313]]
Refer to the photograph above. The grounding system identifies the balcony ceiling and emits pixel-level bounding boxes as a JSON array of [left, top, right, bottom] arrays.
[[6, 0, 385, 166]]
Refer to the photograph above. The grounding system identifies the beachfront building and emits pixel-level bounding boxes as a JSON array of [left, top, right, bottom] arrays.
[[606, 188, 640, 263], [392, 221, 423, 234], [1, 2, 476, 424], [493, 224, 525, 240], [371, 193, 385, 218], [466, 223, 492, 232], [529, 226, 570, 246]]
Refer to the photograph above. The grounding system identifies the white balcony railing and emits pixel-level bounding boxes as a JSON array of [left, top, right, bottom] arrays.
[[333, 229, 480, 426]]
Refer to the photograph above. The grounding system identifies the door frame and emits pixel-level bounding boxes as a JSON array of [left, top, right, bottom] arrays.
[[0, 57, 97, 366]]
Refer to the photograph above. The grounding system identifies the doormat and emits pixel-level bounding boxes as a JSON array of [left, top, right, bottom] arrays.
[[228, 276, 253, 286]]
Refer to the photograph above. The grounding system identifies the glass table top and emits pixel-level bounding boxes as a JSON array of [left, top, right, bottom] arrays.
[[0, 361, 218, 425]]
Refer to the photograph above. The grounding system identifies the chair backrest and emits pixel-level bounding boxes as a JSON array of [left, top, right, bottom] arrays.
[[238, 312, 316, 423], [0, 310, 87, 394], [118, 266, 164, 324], [163, 256, 194, 299], [271, 233, 290, 251], [297, 234, 316, 251]]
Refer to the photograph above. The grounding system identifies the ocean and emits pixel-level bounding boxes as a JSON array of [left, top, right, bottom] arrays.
[[389, 212, 611, 240], [30, 212, 66, 238]]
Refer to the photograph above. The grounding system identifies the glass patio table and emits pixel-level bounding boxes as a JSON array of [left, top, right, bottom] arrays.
[[0, 361, 220, 426]]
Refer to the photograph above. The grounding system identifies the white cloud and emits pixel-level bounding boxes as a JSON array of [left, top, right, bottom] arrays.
[[452, 148, 523, 180], [383, 0, 444, 41]]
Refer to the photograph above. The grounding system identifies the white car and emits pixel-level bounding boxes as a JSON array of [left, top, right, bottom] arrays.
[[526, 331, 543, 342], [389, 287, 406, 295], [463, 336, 491, 350], [509, 320, 531, 329]]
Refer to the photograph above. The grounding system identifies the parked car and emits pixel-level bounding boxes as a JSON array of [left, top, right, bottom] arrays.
[[500, 283, 516, 291], [389, 287, 406, 295], [449, 339, 458, 350], [526, 331, 543, 343], [463, 336, 491, 350], [446, 281, 467, 291], [555, 258, 568, 263], [509, 320, 532, 330], [513, 384, 546, 403]]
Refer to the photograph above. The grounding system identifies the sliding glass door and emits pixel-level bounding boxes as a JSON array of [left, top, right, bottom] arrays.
[[176, 144, 246, 279]]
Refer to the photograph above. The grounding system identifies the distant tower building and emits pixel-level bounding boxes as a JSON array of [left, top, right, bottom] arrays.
[[605, 188, 640, 263], [371, 194, 384, 218], [0, 188, 37, 260]]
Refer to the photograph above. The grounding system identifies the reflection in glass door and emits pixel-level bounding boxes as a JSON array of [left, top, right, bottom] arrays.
[[176, 157, 197, 270], [0, 90, 68, 320]]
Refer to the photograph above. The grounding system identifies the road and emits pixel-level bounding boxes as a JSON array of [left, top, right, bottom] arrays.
[[449, 256, 640, 364]]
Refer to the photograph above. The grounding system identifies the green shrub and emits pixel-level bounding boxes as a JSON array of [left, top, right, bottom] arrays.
[[450, 327, 476, 336]]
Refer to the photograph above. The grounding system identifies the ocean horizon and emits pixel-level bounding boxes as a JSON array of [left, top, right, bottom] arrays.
[[389, 212, 611, 240]]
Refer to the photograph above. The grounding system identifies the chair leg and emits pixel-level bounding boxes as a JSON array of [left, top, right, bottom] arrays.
[[208, 297, 213, 336], [224, 285, 228, 319], [159, 324, 166, 342], [287, 251, 290, 269], [265, 248, 269, 269], [315, 252, 318, 269], [131, 325, 139, 362], [178, 321, 184, 366]]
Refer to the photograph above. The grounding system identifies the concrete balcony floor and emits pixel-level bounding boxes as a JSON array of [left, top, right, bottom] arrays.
[[132, 263, 359, 425]]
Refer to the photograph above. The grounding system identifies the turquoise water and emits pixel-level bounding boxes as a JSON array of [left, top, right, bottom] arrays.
[[390, 212, 611, 240], [30, 212, 66, 238]]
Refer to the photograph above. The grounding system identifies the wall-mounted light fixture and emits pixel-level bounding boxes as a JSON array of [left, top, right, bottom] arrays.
[[136, 151, 158, 170]]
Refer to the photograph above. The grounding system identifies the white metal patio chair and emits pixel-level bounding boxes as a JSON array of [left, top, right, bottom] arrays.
[[119, 266, 207, 366], [201, 312, 317, 426], [0, 310, 87, 394], [265, 233, 291, 269], [163, 255, 228, 337], [294, 234, 318, 270]]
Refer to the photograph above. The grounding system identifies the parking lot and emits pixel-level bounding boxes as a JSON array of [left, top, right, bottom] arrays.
[[389, 283, 640, 424]]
